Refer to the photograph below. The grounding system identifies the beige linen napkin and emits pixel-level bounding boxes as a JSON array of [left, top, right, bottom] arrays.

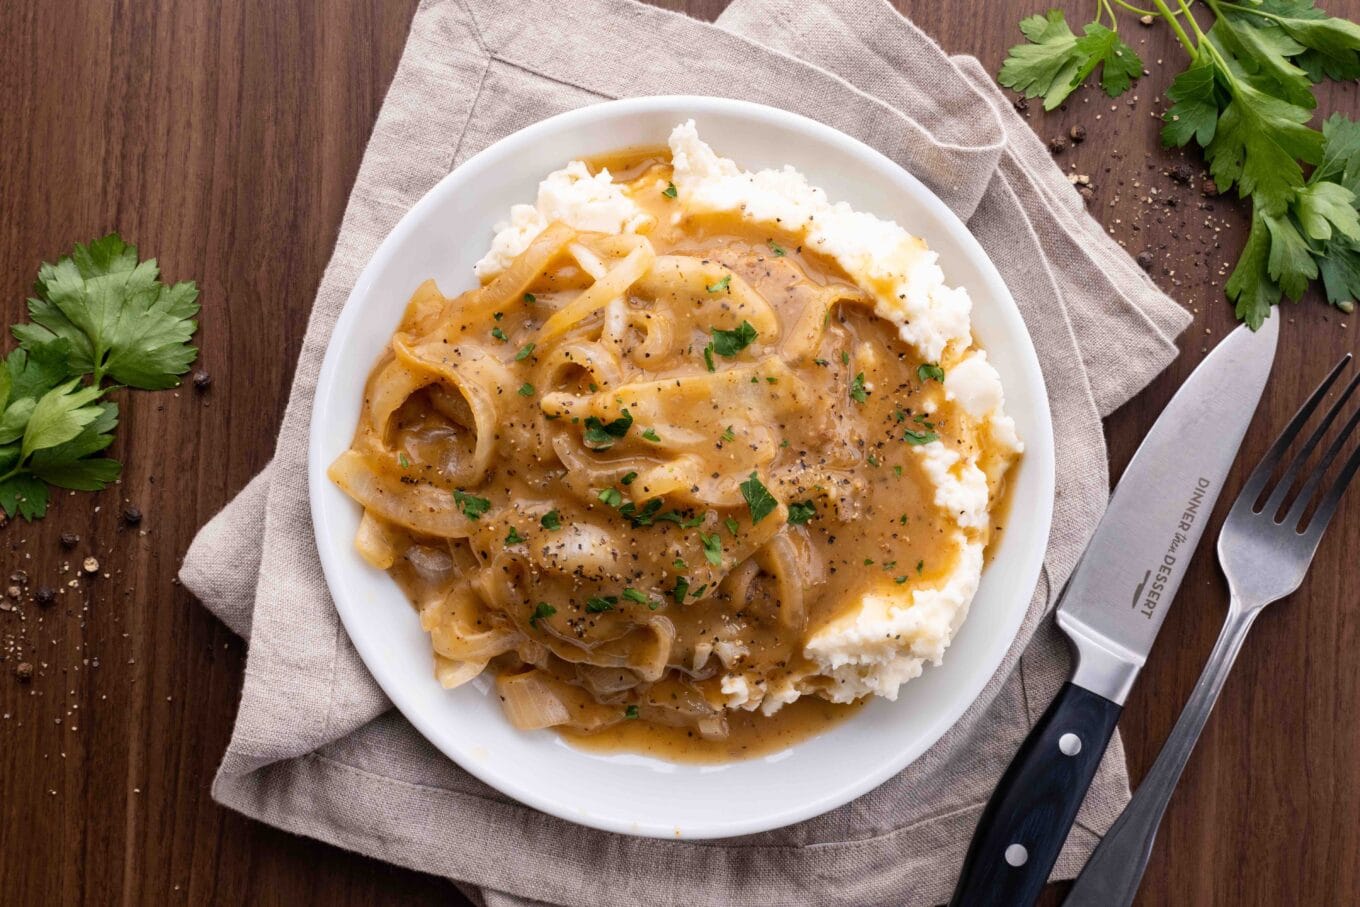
[[179, 1, 1191, 904]]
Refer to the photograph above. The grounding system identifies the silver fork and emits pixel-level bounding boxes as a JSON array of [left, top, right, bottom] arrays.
[[1064, 353, 1360, 907]]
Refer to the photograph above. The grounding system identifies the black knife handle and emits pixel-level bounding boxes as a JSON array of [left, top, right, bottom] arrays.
[[948, 682, 1122, 907]]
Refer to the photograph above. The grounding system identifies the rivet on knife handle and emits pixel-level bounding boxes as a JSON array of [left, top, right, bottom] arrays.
[[947, 682, 1122, 907]]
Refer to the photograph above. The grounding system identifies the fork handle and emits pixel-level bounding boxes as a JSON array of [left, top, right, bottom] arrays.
[[1063, 604, 1259, 907]]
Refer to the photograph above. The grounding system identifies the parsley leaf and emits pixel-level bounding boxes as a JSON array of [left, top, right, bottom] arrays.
[[710, 321, 758, 357], [706, 274, 731, 293], [917, 363, 945, 383], [849, 372, 868, 403], [505, 527, 525, 544], [17, 234, 199, 389], [641, 428, 660, 442], [583, 408, 633, 450], [700, 532, 723, 566], [663, 182, 678, 199], [622, 587, 650, 605], [768, 240, 786, 256], [514, 342, 536, 361], [453, 490, 491, 520], [517, 382, 535, 397], [787, 500, 816, 525], [1000, 12, 1143, 110], [904, 429, 939, 445], [625, 704, 640, 719], [540, 509, 562, 531], [530, 602, 556, 626], [739, 472, 778, 524], [597, 487, 624, 508], [585, 596, 618, 613], [620, 471, 638, 486]]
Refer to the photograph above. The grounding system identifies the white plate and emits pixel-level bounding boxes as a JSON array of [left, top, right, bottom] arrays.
[[309, 96, 1054, 839]]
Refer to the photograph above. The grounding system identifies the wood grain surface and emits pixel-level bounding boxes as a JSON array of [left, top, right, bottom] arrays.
[[1, 1, 1357, 904]]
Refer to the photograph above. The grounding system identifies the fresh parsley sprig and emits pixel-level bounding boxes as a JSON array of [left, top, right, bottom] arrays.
[[1001, 0, 1360, 327], [0, 234, 200, 520]]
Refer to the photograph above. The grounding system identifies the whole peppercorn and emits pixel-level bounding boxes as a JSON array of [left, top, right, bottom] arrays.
[[35, 587, 56, 607], [1069, 124, 1087, 143], [193, 370, 213, 391], [1201, 179, 1219, 196], [122, 506, 143, 526], [60, 532, 79, 549], [1137, 251, 1154, 271], [15, 662, 34, 682], [1048, 136, 1068, 154]]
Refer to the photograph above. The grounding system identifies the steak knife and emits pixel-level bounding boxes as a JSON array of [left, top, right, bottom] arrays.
[[948, 316, 1279, 907]]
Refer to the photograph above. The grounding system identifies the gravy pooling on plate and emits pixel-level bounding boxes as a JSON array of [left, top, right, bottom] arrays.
[[329, 124, 1021, 760]]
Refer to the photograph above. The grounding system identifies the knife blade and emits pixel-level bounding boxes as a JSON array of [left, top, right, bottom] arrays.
[[948, 316, 1279, 907]]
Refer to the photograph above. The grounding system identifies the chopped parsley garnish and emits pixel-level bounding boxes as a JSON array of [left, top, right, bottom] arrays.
[[397, 452, 410, 469], [620, 471, 638, 486], [619, 498, 691, 527], [867, 454, 880, 467], [625, 705, 640, 719], [903, 429, 939, 445], [530, 602, 555, 626], [540, 510, 562, 531], [700, 532, 723, 566], [917, 362, 945, 383], [703, 343, 716, 372], [895, 408, 907, 423], [453, 490, 491, 520], [493, 311, 503, 321], [517, 382, 535, 397], [505, 527, 525, 544], [514, 342, 535, 361], [522, 292, 536, 304], [680, 514, 705, 529], [662, 181, 678, 199], [724, 516, 740, 536], [768, 240, 786, 257], [597, 487, 624, 508], [641, 428, 661, 442], [895, 575, 909, 584], [787, 500, 816, 525], [849, 372, 868, 403], [814, 358, 829, 367], [490, 327, 508, 342], [673, 557, 688, 570], [622, 587, 650, 605], [840, 350, 850, 366], [710, 321, 757, 356], [917, 559, 925, 574], [893, 465, 903, 477], [864, 558, 875, 566], [720, 425, 735, 443], [672, 576, 690, 602], [691, 583, 708, 599], [705, 274, 731, 293], [740, 472, 778, 524], [583, 408, 633, 449], [585, 596, 618, 613]]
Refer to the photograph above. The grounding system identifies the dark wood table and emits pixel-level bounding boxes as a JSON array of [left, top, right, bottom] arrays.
[[2, 1, 1357, 903]]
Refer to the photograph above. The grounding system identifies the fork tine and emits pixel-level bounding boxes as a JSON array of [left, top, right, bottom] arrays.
[[1266, 369, 1360, 519], [1299, 421, 1360, 544], [1237, 354, 1352, 514], [1285, 393, 1360, 528]]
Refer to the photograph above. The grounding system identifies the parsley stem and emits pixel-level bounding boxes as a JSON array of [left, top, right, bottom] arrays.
[[1152, 0, 1197, 56], [1109, 0, 1156, 15], [1210, 0, 1280, 22]]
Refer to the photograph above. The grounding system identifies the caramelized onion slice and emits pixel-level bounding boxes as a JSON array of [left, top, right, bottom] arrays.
[[328, 450, 475, 538]]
